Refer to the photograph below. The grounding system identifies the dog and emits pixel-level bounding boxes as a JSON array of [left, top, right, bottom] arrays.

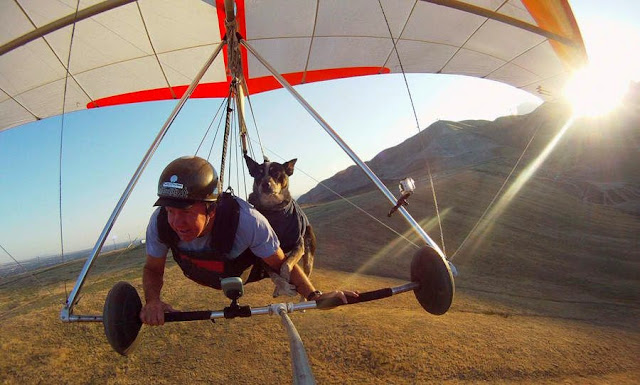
[[244, 155, 315, 297]]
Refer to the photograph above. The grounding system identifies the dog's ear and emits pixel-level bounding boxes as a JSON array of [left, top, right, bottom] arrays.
[[244, 154, 260, 177], [283, 158, 297, 176]]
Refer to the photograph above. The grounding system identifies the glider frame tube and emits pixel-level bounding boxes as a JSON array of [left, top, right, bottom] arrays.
[[276, 304, 317, 385], [0, 0, 137, 56], [64, 281, 419, 322], [421, 0, 580, 48], [60, 38, 228, 322], [240, 39, 452, 266]]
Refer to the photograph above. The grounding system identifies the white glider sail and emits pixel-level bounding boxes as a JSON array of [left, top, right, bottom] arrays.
[[1, 0, 586, 132]]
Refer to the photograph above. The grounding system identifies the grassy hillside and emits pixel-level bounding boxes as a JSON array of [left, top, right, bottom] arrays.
[[1, 261, 639, 384], [1, 157, 639, 383], [300, 101, 640, 216], [306, 160, 639, 307]]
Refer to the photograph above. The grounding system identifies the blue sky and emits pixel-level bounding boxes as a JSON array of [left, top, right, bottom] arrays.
[[1, 0, 639, 263]]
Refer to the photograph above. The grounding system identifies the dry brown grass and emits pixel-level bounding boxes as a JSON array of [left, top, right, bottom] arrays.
[[1, 259, 639, 384], [1, 162, 639, 384], [0, 267, 640, 384]]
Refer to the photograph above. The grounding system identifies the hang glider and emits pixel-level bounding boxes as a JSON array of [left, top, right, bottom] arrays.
[[1, 2, 589, 379], [0, 0, 586, 133]]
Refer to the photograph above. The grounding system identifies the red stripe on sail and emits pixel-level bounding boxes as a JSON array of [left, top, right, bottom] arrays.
[[88, 67, 390, 108]]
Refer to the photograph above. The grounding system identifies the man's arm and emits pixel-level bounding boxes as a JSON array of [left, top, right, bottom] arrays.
[[140, 255, 175, 325], [263, 248, 314, 298], [143, 255, 166, 303], [263, 248, 358, 304]]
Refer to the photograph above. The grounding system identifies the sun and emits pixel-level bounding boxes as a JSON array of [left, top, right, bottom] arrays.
[[563, 16, 639, 119], [563, 63, 630, 118]]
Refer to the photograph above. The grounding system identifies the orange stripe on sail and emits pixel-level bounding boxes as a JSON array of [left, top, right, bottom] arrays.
[[521, 0, 587, 69]]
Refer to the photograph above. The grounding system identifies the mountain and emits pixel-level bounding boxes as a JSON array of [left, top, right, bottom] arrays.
[[2, 90, 638, 385], [297, 90, 639, 318], [299, 90, 640, 214]]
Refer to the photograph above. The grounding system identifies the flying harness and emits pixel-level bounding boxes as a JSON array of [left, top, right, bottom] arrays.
[[157, 193, 267, 290]]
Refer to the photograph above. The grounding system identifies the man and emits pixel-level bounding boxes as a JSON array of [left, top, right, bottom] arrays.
[[141, 156, 357, 325]]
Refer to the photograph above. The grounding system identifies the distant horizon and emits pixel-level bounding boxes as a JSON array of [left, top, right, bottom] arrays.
[[1, 103, 538, 268], [2, 0, 639, 263], [0, 91, 626, 265], [1, 240, 145, 266], [1, 72, 544, 263]]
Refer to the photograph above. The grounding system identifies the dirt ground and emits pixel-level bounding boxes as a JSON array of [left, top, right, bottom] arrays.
[[1, 263, 638, 384]]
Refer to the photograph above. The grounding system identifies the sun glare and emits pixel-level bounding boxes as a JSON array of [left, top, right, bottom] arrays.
[[564, 16, 639, 119], [563, 65, 629, 118]]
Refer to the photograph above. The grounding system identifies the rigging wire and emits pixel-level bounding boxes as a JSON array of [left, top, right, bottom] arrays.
[[12, 1, 93, 111], [226, 97, 237, 191], [0, 242, 61, 320], [237, 77, 419, 248], [219, 92, 234, 189], [196, 90, 231, 156], [378, 0, 420, 129], [378, 0, 447, 254], [58, 0, 82, 300], [0, 296, 56, 321], [232, 115, 249, 199], [425, 162, 446, 255], [192, 81, 251, 199], [228, 111, 233, 190], [207, 103, 227, 162], [244, 93, 263, 163], [226, 98, 233, 191], [0, 243, 55, 297], [450, 119, 542, 260], [233, 101, 239, 191], [207, 74, 420, 249], [69, 79, 230, 307], [246, 126, 257, 161], [80, 223, 149, 299], [67, 102, 233, 309], [435, 0, 508, 75], [245, 89, 266, 160], [254, 140, 419, 249], [240, 146, 249, 200], [136, 1, 176, 99], [232, 108, 241, 195]]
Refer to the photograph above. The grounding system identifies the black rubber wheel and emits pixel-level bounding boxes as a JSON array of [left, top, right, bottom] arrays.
[[103, 281, 143, 355], [410, 247, 454, 315]]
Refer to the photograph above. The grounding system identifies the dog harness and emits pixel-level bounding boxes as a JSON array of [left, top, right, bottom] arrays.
[[157, 193, 267, 289], [257, 199, 309, 253]]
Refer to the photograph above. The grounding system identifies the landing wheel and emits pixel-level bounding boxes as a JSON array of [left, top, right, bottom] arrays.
[[410, 247, 454, 315], [103, 281, 143, 356]]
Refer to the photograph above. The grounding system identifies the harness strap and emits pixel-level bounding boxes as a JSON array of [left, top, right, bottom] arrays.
[[157, 193, 267, 289], [158, 193, 238, 255], [211, 192, 239, 254]]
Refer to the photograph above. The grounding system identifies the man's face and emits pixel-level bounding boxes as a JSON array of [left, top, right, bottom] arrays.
[[166, 202, 212, 242]]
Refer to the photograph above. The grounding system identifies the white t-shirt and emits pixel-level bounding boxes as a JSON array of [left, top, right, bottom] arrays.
[[146, 198, 279, 259]]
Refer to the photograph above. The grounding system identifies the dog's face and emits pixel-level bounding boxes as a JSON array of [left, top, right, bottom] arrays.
[[245, 155, 297, 208]]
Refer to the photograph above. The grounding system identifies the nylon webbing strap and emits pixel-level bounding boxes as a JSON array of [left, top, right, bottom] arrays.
[[219, 94, 234, 192]]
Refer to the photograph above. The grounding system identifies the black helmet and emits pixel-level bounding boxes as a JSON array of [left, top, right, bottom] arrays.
[[154, 156, 218, 208]]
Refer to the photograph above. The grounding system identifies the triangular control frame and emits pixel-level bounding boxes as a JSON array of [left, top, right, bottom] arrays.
[[60, 0, 451, 322]]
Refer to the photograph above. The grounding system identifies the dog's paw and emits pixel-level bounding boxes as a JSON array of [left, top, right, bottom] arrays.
[[269, 270, 297, 297], [272, 282, 297, 298], [280, 262, 292, 282]]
